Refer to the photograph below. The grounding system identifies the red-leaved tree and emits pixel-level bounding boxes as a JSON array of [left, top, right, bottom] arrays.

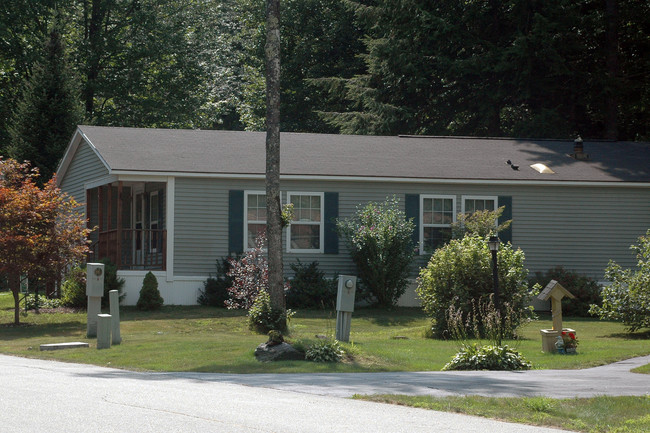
[[0, 157, 91, 324]]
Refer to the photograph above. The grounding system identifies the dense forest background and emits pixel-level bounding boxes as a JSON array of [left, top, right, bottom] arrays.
[[1, 0, 648, 176]]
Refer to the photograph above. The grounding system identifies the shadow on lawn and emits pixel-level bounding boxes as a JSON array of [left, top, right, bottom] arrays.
[[0, 320, 84, 340], [605, 330, 650, 340]]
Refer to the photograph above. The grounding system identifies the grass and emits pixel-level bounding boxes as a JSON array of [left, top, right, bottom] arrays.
[[632, 364, 650, 374], [1, 291, 649, 373], [354, 395, 650, 433]]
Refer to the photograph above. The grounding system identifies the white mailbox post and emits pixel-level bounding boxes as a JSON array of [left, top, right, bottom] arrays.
[[335, 275, 357, 342], [86, 263, 105, 338]]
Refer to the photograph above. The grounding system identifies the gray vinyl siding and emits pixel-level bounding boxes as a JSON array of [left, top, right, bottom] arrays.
[[58, 141, 109, 207], [173, 177, 650, 281]]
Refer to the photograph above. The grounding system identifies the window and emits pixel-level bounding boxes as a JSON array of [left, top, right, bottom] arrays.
[[287, 192, 324, 253], [421, 195, 455, 253], [245, 191, 267, 249], [462, 196, 497, 215]]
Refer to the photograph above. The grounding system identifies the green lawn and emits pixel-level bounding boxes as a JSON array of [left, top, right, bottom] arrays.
[[354, 395, 650, 433], [1, 291, 648, 373]]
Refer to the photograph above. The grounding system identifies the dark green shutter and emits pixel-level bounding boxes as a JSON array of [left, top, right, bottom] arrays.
[[228, 190, 244, 254], [498, 196, 512, 244], [405, 194, 420, 249], [324, 192, 339, 254]]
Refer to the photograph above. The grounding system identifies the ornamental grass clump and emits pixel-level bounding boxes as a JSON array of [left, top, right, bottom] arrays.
[[337, 196, 415, 307], [442, 300, 532, 371]]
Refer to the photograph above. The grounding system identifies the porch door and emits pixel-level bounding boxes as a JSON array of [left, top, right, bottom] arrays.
[[149, 191, 159, 253], [134, 192, 144, 265]]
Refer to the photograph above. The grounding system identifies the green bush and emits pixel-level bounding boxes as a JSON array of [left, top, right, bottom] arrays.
[[590, 230, 650, 332], [305, 339, 344, 363], [247, 289, 293, 334], [337, 196, 415, 307], [24, 294, 62, 310], [99, 258, 125, 308], [197, 257, 233, 307], [136, 271, 164, 311], [530, 266, 602, 316], [60, 266, 87, 309], [450, 206, 511, 239], [417, 235, 532, 338], [442, 344, 531, 371], [285, 260, 337, 309]]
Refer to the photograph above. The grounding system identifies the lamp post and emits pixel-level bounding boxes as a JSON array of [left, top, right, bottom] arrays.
[[488, 235, 501, 313]]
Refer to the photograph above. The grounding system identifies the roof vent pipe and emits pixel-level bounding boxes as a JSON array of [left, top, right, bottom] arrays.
[[571, 135, 589, 160]]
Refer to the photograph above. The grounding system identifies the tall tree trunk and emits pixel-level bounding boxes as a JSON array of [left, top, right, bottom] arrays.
[[84, 0, 105, 119], [604, 0, 620, 140], [9, 273, 21, 325], [265, 0, 285, 313]]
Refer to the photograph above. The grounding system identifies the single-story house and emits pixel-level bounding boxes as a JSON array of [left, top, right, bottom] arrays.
[[56, 125, 650, 306]]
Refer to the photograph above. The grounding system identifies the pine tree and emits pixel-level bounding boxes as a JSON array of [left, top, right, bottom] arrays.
[[8, 26, 83, 183]]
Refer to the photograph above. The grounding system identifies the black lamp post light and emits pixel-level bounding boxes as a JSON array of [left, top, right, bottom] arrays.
[[488, 235, 501, 313]]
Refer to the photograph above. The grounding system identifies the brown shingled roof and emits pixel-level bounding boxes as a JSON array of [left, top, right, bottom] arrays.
[[75, 125, 650, 183]]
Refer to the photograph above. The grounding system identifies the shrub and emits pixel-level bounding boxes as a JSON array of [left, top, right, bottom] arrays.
[[590, 230, 650, 332], [197, 257, 234, 307], [305, 339, 344, 362], [247, 289, 293, 334], [226, 236, 269, 310], [530, 266, 602, 316], [337, 196, 415, 307], [60, 266, 87, 309], [285, 260, 337, 309], [417, 234, 533, 339], [24, 294, 62, 310], [442, 344, 531, 371], [450, 206, 511, 239], [99, 258, 125, 308], [136, 271, 164, 311]]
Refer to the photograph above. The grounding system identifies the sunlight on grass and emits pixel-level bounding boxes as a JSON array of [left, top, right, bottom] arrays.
[[1, 291, 648, 374], [354, 395, 650, 433]]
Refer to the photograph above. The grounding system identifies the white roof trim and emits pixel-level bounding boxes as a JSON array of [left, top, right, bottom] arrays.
[[55, 127, 112, 186], [108, 169, 650, 188]]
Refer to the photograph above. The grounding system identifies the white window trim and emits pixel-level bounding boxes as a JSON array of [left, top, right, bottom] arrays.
[[286, 191, 324, 254], [244, 190, 267, 250], [420, 194, 456, 255], [461, 195, 498, 215]]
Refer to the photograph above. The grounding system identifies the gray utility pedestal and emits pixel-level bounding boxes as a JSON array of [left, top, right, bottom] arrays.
[[109, 290, 121, 345], [335, 275, 357, 342], [86, 263, 105, 338], [97, 314, 112, 350]]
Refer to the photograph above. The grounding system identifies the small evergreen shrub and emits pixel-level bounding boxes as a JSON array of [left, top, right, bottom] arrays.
[[450, 206, 511, 239], [99, 258, 125, 308], [417, 235, 533, 338], [442, 344, 531, 371], [285, 260, 337, 309], [305, 339, 344, 362], [60, 266, 87, 309], [337, 196, 415, 307], [247, 289, 293, 334], [531, 266, 602, 316], [136, 271, 164, 311], [590, 230, 650, 332], [198, 257, 234, 307]]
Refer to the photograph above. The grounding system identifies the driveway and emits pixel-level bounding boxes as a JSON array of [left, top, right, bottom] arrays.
[[0, 354, 578, 433]]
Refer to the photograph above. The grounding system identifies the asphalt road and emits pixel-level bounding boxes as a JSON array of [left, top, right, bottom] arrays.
[[1, 354, 570, 433]]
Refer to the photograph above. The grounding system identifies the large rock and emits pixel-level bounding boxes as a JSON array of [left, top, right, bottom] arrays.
[[255, 342, 304, 362]]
